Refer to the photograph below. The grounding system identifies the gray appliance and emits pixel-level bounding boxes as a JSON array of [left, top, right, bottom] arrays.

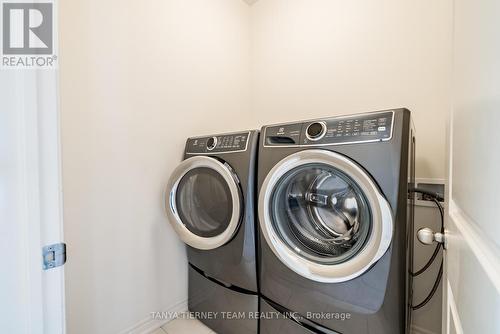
[[166, 130, 259, 334], [257, 109, 415, 334]]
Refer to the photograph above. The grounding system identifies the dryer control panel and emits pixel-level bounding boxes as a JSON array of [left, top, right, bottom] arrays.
[[264, 110, 395, 147], [186, 131, 250, 154]]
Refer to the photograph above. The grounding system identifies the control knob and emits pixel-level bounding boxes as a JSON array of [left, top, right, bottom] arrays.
[[306, 122, 327, 141], [206, 136, 218, 151]]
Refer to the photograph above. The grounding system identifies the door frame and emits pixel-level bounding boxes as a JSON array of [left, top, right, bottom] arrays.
[[0, 0, 65, 330], [0, 47, 65, 334]]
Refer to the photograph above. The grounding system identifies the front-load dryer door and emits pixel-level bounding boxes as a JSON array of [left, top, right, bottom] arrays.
[[259, 149, 393, 283], [166, 156, 242, 250]]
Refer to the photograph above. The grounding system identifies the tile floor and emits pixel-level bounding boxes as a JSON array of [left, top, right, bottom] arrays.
[[151, 314, 216, 334]]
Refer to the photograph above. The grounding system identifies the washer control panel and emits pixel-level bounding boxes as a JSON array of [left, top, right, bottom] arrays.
[[186, 131, 250, 154], [264, 111, 394, 147]]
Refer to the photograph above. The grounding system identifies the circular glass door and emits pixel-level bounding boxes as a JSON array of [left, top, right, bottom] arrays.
[[166, 156, 242, 250], [259, 149, 393, 283], [176, 167, 233, 238], [271, 163, 372, 265]]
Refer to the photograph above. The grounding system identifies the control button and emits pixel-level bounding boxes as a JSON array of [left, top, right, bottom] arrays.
[[306, 122, 327, 141], [206, 136, 218, 150], [378, 126, 386, 132]]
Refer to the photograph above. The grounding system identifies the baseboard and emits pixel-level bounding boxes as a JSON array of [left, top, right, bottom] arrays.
[[120, 299, 188, 334], [411, 324, 439, 334]]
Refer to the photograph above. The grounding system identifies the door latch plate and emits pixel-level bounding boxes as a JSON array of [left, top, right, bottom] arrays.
[[43, 243, 66, 270]]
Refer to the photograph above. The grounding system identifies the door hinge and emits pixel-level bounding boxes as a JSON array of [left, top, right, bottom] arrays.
[[43, 243, 66, 270]]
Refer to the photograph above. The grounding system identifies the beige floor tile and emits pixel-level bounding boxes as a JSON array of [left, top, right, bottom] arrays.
[[162, 313, 214, 334], [150, 328, 166, 334]]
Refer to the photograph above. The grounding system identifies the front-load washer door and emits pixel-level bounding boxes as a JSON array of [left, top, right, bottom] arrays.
[[259, 149, 393, 283], [166, 156, 242, 250]]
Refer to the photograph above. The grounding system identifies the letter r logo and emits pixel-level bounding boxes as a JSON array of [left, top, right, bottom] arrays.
[[2, 2, 53, 55]]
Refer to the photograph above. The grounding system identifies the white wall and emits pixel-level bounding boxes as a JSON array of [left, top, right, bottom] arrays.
[[59, 0, 251, 333], [250, 0, 453, 180]]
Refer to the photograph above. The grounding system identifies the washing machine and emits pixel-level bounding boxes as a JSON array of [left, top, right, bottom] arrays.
[[166, 130, 259, 334], [257, 109, 415, 334]]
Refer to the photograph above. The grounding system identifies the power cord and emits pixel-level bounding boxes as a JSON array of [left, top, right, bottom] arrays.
[[408, 187, 444, 311]]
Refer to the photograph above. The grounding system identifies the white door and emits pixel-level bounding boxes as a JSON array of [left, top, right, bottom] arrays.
[[0, 71, 66, 333], [443, 0, 500, 333], [0, 17, 65, 334]]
